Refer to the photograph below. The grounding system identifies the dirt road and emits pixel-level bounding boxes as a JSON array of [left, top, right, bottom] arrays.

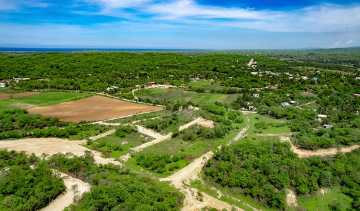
[[247, 58, 254, 67], [280, 136, 360, 158], [41, 171, 91, 211], [161, 151, 242, 211], [0, 138, 121, 166], [89, 129, 116, 140], [179, 117, 215, 131], [227, 117, 250, 146]]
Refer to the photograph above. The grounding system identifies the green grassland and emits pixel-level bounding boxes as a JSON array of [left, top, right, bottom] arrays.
[[135, 88, 228, 105], [0, 87, 24, 94], [295, 186, 353, 211], [84, 132, 153, 158], [0, 92, 92, 111], [188, 81, 225, 91]]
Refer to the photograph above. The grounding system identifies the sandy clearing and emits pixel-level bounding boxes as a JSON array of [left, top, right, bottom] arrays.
[[89, 129, 116, 140], [28, 95, 163, 123], [280, 136, 360, 158], [136, 125, 163, 139], [197, 118, 215, 128], [286, 189, 298, 207], [41, 171, 91, 211], [0, 138, 121, 166]]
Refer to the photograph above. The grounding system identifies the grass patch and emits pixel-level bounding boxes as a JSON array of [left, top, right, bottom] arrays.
[[0, 92, 91, 111], [296, 186, 353, 211]]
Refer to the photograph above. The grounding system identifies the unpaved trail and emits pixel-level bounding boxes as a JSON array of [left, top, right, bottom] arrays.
[[247, 58, 254, 67], [227, 117, 250, 146], [132, 89, 139, 100], [89, 129, 116, 140], [179, 117, 215, 131], [160, 151, 242, 211], [136, 125, 163, 139], [41, 171, 91, 211], [0, 138, 121, 166], [296, 100, 316, 109], [217, 94, 228, 103], [286, 189, 298, 207], [179, 118, 202, 131], [280, 136, 360, 158]]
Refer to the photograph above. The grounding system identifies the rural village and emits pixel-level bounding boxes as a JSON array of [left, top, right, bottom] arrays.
[[1, 49, 360, 211]]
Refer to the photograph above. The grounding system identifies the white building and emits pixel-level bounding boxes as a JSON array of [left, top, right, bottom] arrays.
[[317, 114, 327, 118], [281, 102, 290, 107], [323, 124, 333, 129], [252, 94, 260, 98], [0, 83, 5, 88]]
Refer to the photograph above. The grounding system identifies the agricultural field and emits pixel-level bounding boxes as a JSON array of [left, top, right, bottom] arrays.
[[0, 92, 91, 111], [28, 95, 163, 122]]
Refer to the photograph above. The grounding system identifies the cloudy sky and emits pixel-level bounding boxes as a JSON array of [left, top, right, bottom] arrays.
[[0, 0, 359, 49]]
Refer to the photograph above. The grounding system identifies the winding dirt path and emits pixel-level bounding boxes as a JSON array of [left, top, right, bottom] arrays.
[[160, 151, 242, 211], [227, 117, 250, 146], [0, 138, 121, 166], [89, 129, 116, 140], [41, 171, 91, 211], [280, 136, 360, 158]]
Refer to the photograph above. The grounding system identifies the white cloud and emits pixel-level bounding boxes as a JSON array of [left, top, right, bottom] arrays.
[[346, 39, 354, 44], [81, 0, 360, 33]]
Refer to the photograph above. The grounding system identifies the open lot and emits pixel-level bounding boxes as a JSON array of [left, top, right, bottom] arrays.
[[28, 95, 163, 122]]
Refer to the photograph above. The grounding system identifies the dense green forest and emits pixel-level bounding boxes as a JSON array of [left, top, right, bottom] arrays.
[[0, 109, 109, 140], [204, 140, 360, 210], [0, 150, 65, 211]]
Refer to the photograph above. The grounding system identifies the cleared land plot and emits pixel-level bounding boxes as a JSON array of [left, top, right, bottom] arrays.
[[135, 88, 223, 105], [0, 92, 40, 100], [188, 81, 225, 91], [28, 95, 163, 123], [0, 138, 120, 165], [0, 92, 91, 111]]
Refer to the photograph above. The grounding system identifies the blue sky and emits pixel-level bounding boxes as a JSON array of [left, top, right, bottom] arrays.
[[0, 0, 359, 49]]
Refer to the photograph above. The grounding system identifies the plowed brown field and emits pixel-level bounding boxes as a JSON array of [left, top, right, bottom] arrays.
[[28, 95, 163, 122], [0, 92, 39, 100]]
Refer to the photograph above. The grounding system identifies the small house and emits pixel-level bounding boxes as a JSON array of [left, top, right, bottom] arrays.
[[356, 77, 360, 80], [250, 72, 258, 75], [180, 84, 187, 88], [106, 86, 119, 91], [135, 85, 141, 88], [248, 106, 257, 111], [147, 82, 155, 86], [290, 101, 299, 105], [317, 114, 327, 118], [351, 94, 360, 98], [323, 124, 333, 129], [13, 77, 30, 83], [281, 102, 290, 107], [0, 83, 5, 88], [301, 76, 308, 80], [252, 94, 260, 98]]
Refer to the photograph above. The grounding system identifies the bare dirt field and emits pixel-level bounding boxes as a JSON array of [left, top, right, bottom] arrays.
[[0, 92, 39, 100], [0, 138, 121, 165], [28, 95, 163, 122]]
